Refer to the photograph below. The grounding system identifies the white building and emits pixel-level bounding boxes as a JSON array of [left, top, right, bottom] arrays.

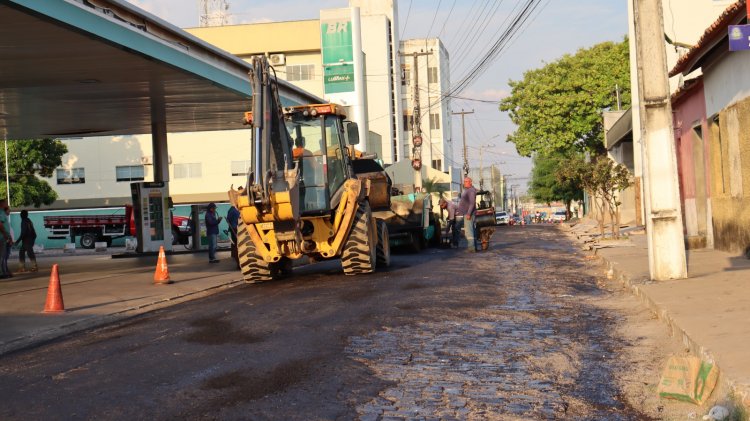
[[400, 38, 453, 173]]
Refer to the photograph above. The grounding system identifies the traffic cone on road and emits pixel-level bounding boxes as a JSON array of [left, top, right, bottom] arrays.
[[43, 264, 65, 313], [154, 246, 172, 285]]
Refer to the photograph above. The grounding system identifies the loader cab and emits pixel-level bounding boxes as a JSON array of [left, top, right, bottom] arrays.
[[285, 104, 351, 214]]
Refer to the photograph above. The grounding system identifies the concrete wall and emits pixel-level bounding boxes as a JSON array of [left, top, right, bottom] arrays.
[[709, 98, 750, 254], [673, 81, 712, 248]]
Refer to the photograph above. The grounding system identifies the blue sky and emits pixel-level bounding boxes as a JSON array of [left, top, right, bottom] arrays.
[[127, 0, 628, 192]]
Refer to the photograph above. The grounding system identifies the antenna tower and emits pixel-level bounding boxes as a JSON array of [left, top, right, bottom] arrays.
[[199, 0, 230, 27]]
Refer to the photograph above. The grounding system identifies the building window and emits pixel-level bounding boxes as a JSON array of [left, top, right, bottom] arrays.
[[430, 113, 440, 130], [287, 64, 315, 81], [428, 67, 438, 84], [56, 168, 85, 184], [231, 160, 252, 176], [402, 66, 410, 86], [174, 163, 202, 179], [432, 159, 442, 170], [403, 113, 412, 130], [115, 165, 145, 182]]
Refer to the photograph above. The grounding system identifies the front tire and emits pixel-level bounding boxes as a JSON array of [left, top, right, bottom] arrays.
[[236, 219, 273, 282], [375, 219, 390, 268], [341, 200, 376, 275]]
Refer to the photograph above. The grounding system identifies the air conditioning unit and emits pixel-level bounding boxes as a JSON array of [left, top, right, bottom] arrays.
[[269, 53, 286, 66]]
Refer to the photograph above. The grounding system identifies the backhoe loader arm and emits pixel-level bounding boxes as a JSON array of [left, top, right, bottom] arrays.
[[245, 55, 295, 211]]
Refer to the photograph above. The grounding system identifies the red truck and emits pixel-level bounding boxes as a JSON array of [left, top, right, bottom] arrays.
[[43, 205, 192, 249]]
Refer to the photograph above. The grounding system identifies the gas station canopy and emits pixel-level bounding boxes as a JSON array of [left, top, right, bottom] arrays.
[[0, 0, 322, 140]]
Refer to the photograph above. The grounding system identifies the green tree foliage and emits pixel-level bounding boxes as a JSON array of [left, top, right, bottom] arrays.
[[529, 152, 583, 214], [499, 39, 630, 157], [0, 139, 68, 207], [565, 155, 631, 238]]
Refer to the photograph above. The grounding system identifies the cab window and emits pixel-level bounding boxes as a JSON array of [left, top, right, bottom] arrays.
[[324, 117, 346, 196]]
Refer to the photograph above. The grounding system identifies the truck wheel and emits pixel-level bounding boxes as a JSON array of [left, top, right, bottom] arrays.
[[341, 200, 376, 275], [236, 219, 273, 282], [80, 232, 97, 249], [409, 230, 424, 253], [376, 219, 390, 268]]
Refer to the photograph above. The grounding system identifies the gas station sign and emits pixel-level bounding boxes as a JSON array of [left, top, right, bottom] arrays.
[[321, 19, 355, 94]]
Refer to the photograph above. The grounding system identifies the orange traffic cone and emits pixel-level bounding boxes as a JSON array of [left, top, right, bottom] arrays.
[[43, 264, 65, 313], [154, 246, 172, 285]]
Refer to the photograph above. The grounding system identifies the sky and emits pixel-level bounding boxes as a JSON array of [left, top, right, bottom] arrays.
[[126, 0, 629, 193]]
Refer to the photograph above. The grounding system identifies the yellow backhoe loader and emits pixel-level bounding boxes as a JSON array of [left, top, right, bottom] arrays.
[[228, 56, 390, 282]]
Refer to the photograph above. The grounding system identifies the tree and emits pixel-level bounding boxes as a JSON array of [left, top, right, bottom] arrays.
[[567, 155, 631, 238], [0, 139, 68, 207], [499, 39, 630, 157], [529, 151, 583, 216]]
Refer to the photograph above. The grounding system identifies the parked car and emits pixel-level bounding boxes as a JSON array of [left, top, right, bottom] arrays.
[[495, 211, 510, 225], [551, 210, 567, 223]]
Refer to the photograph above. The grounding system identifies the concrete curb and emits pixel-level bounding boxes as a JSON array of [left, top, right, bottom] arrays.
[[0, 278, 245, 357], [564, 225, 750, 412]]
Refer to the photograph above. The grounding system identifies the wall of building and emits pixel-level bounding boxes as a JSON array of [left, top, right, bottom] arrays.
[[709, 96, 750, 254], [44, 130, 252, 209], [672, 82, 712, 248]]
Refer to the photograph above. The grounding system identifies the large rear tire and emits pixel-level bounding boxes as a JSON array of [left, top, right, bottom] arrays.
[[341, 200, 377, 275], [375, 219, 390, 268], [236, 219, 273, 282]]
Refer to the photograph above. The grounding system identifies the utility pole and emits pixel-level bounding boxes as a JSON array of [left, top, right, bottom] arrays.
[[490, 164, 497, 209], [400, 50, 432, 192], [452, 109, 474, 177], [633, 0, 687, 280]]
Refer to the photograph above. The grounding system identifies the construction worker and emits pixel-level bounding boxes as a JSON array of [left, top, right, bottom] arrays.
[[15, 210, 37, 272], [205, 203, 222, 263], [457, 177, 477, 252], [439, 198, 459, 248], [226, 191, 241, 270], [292, 137, 311, 160], [0, 200, 10, 278]]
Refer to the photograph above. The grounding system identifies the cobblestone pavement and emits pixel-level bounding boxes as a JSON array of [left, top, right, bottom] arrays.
[[347, 227, 649, 420], [0, 225, 662, 420]]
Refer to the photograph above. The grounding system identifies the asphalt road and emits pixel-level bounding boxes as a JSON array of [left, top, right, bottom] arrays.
[[0, 225, 658, 420]]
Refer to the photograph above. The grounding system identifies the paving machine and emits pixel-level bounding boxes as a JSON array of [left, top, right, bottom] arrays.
[[228, 56, 389, 282], [474, 189, 496, 251]]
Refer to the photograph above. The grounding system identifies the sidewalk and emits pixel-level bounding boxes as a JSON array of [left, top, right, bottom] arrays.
[[565, 219, 750, 412], [0, 247, 243, 356]]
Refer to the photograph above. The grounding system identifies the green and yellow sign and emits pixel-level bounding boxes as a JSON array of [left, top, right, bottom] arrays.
[[321, 19, 354, 94]]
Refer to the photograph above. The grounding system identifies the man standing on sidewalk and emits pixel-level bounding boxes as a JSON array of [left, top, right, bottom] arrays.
[[205, 203, 222, 264], [15, 210, 37, 273], [457, 177, 477, 252], [0, 199, 10, 278]]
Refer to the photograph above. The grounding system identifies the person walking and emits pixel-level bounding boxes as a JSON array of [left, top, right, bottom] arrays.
[[205, 203, 222, 263], [457, 177, 477, 252], [439, 198, 459, 248], [0, 200, 10, 278], [15, 210, 37, 272], [226, 202, 240, 269]]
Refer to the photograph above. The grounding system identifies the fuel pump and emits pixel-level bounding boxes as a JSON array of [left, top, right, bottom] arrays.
[[130, 181, 173, 252]]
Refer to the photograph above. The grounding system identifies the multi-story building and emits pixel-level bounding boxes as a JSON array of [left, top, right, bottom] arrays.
[[400, 38, 453, 173]]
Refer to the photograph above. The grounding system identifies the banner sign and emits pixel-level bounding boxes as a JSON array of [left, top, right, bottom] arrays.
[[321, 19, 355, 94], [729, 25, 750, 51]]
